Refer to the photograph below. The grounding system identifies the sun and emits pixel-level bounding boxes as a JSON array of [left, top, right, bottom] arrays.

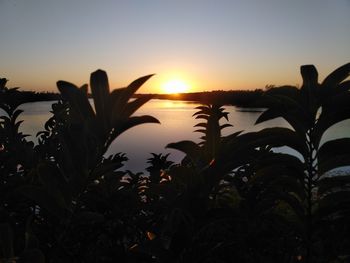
[[162, 79, 189, 94]]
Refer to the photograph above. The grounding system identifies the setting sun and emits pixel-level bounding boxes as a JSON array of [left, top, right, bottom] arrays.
[[162, 79, 189, 94]]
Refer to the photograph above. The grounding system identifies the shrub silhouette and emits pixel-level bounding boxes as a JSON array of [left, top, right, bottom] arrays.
[[248, 63, 350, 262], [0, 79, 44, 262], [5, 70, 160, 262], [0, 63, 350, 262]]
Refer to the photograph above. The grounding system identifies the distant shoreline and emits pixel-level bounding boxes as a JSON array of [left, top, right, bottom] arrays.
[[135, 90, 267, 108], [2, 89, 270, 108]]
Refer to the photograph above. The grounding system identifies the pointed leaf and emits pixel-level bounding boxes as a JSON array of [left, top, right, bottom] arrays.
[[12, 109, 23, 122], [194, 114, 209, 120], [322, 62, 350, 89], [57, 80, 95, 120], [111, 115, 160, 140], [314, 95, 350, 146], [220, 123, 233, 130], [166, 140, 201, 162], [122, 95, 153, 118], [113, 75, 154, 110], [255, 95, 310, 134], [247, 127, 308, 157], [90, 69, 110, 127], [194, 129, 206, 134], [301, 64, 318, 88], [194, 123, 207, 128]]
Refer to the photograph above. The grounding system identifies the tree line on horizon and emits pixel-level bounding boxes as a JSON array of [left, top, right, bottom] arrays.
[[134, 89, 267, 107], [0, 77, 280, 108], [0, 63, 350, 263]]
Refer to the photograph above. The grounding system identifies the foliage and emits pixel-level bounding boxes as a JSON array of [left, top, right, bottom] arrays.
[[0, 63, 350, 262], [248, 63, 350, 262], [0, 79, 43, 262]]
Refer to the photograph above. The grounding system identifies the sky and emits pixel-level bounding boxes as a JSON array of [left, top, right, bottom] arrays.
[[0, 0, 349, 93]]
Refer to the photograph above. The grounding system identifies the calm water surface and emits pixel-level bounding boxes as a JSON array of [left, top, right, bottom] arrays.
[[7, 100, 350, 171]]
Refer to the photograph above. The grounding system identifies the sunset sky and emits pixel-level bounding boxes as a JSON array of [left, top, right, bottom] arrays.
[[1, 0, 349, 93]]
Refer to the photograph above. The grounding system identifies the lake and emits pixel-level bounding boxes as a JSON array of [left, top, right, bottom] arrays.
[[7, 99, 350, 172]]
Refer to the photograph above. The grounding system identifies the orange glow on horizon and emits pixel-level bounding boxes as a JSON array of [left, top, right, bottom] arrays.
[[162, 79, 190, 94]]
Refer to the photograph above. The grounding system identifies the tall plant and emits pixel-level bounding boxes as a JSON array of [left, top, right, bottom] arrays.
[[20, 70, 159, 262], [57, 70, 159, 158], [138, 104, 262, 262], [0, 78, 44, 262], [250, 63, 350, 262]]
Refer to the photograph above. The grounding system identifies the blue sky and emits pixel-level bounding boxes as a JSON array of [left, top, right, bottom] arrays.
[[0, 0, 349, 93]]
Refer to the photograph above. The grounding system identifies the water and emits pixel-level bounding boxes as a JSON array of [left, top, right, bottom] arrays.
[[3, 100, 350, 172]]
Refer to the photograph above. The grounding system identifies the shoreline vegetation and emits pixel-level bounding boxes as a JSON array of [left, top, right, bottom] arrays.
[[134, 89, 268, 107], [1, 63, 350, 262], [0, 80, 272, 108]]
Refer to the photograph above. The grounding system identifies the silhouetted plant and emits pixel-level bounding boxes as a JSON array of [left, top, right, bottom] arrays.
[[1, 62, 350, 263], [0, 79, 44, 262], [26, 69, 159, 208], [57, 70, 159, 154], [17, 70, 160, 262], [249, 63, 350, 262], [146, 153, 174, 184], [137, 104, 266, 262]]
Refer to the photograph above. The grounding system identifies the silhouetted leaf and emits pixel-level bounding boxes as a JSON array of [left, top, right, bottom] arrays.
[[220, 123, 233, 130], [314, 94, 350, 146], [194, 114, 209, 120], [57, 80, 94, 120], [122, 95, 153, 119], [319, 155, 350, 175], [111, 75, 154, 116], [12, 109, 23, 122], [318, 138, 350, 163], [90, 69, 110, 129], [337, 80, 350, 92], [112, 115, 160, 139], [301, 65, 318, 89], [248, 127, 308, 157], [257, 153, 306, 175], [318, 176, 350, 196], [255, 95, 310, 134], [167, 140, 201, 162], [194, 123, 207, 128], [322, 62, 350, 90], [194, 129, 206, 134]]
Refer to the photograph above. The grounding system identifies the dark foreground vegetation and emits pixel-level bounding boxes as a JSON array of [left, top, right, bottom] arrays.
[[1, 63, 350, 263]]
